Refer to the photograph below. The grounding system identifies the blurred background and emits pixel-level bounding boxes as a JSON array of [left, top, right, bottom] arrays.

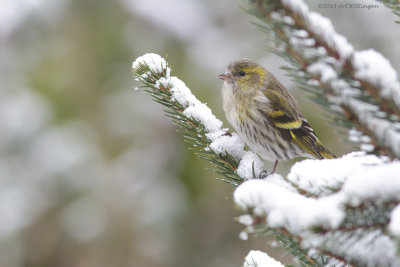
[[0, 0, 398, 266]]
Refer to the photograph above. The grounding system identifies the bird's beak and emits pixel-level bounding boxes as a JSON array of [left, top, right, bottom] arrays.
[[218, 74, 228, 80], [218, 73, 232, 81]]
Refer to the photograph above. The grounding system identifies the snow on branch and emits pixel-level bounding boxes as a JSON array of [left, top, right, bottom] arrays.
[[243, 250, 284, 267], [248, 0, 400, 158], [131, 53, 264, 184], [235, 152, 400, 266]]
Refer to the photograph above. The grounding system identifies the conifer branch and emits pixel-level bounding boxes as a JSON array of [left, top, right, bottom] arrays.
[[132, 54, 246, 186]]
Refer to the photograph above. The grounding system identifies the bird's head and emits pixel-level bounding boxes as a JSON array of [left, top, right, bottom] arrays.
[[218, 59, 267, 92]]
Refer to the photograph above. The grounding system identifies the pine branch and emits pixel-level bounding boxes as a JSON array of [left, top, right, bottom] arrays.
[[246, 0, 400, 159], [243, 250, 286, 267], [132, 54, 248, 186]]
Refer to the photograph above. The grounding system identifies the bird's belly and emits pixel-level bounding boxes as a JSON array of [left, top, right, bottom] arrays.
[[234, 118, 307, 162], [235, 121, 281, 161], [239, 131, 278, 161]]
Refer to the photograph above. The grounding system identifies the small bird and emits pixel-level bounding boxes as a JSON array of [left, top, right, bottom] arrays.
[[218, 59, 335, 173]]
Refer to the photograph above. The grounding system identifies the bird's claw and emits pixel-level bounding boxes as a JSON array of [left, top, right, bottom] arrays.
[[259, 170, 270, 179]]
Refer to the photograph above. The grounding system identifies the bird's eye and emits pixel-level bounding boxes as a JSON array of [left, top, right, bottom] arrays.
[[238, 71, 246, 77]]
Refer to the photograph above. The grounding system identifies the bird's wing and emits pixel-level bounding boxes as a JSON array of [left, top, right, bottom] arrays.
[[258, 79, 335, 159], [260, 78, 303, 130]]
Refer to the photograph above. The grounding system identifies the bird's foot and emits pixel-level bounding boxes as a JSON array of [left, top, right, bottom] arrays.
[[222, 131, 232, 137], [259, 170, 270, 179]]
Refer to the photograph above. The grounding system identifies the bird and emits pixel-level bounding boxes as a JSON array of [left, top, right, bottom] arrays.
[[218, 59, 335, 174]]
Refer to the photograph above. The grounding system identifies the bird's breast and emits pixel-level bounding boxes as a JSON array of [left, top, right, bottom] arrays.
[[221, 82, 261, 130], [221, 82, 237, 125]]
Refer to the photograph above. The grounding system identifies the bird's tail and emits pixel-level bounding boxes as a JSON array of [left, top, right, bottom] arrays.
[[315, 139, 336, 159]]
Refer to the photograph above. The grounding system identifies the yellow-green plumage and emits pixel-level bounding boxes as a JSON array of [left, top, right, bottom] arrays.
[[218, 59, 335, 172]]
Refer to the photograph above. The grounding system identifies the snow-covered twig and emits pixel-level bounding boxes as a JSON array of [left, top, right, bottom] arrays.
[[243, 250, 284, 267], [248, 0, 400, 158], [132, 53, 264, 185]]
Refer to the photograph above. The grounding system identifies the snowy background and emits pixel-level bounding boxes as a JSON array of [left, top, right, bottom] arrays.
[[0, 0, 399, 266]]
